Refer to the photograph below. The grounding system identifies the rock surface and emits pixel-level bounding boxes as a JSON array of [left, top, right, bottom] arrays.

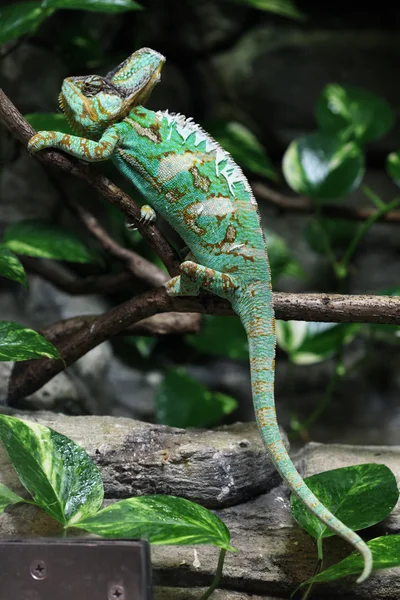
[[0, 411, 398, 599]]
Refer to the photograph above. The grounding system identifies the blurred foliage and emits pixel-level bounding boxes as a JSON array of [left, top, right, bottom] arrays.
[[155, 368, 237, 428], [0, 0, 303, 47]]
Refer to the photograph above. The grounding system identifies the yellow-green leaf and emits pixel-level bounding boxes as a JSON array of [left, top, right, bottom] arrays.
[[0, 483, 25, 514], [0, 321, 61, 362], [75, 495, 233, 549], [291, 464, 399, 540], [304, 535, 400, 583], [0, 247, 27, 287], [0, 415, 104, 526]]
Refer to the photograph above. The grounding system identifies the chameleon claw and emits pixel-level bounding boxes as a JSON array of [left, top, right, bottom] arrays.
[[139, 204, 157, 225], [125, 221, 138, 231]]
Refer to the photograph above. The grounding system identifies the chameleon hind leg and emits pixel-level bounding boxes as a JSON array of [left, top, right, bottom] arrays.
[[166, 260, 239, 298]]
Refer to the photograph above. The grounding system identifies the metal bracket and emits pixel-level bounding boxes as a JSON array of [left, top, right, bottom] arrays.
[[0, 538, 152, 599]]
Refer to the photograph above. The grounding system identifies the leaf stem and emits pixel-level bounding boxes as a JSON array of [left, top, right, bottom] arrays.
[[299, 549, 324, 600], [198, 548, 227, 600], [314, 202, 341, 278], [317, 537, 324, 561], [340, 197, 400, 275], [292, 345, 343, 436], [361, 184, 385, 209]]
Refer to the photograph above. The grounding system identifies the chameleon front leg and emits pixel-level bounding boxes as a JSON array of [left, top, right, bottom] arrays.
[[166, 260, 239, 298], [126, 205, 157, 231], [28, 127, 120, 162]]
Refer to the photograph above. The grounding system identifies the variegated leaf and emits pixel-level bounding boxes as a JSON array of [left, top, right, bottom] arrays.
[[0, 482, 25, 514], [75, 495, 233, 550], [0, 321, 61, 362], [0, 415, 103, 526], [0, 247, 27, 287]]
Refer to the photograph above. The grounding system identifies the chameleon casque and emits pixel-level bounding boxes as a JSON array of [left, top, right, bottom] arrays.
[[28, 48, 372, 582]]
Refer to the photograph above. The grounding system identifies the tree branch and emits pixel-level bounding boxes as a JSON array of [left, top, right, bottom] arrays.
[[40, 311, 202, 344], [252, 181, 400, 223], [22, 257, 132, 295], [0, 88, 180, 276], [7, 290, 400, 403]]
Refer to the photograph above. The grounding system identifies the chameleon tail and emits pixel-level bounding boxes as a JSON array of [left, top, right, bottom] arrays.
[[234, 284, 373, 583]]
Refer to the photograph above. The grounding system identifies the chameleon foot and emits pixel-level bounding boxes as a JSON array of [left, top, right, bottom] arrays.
[[166, 261, 239, 298], [139, 204, 156, 224], [27, 132, 51, 155], [126, 205, 156, 231]]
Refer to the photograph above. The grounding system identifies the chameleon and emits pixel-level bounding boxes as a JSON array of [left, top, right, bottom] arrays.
[[28, 47, 372, 582]]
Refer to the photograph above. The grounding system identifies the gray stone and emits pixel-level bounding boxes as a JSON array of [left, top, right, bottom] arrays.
[[0, 412, 280, 508], [0, 412, 398, 598]]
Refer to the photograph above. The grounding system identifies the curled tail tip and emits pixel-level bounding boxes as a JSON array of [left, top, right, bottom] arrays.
[[356, 544, 373, 584]]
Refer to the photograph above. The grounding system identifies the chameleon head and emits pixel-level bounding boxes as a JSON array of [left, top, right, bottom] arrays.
[[59, 47, 165, 137]]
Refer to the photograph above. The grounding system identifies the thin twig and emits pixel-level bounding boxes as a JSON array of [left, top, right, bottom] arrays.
[[40, 311, 202, 344], [252, 181, 400, 224], [22, 257, 132, 295], [43, 167, 168, 287]]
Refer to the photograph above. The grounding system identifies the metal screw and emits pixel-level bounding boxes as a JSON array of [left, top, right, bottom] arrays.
[[108, 584, 125, 600], [30, 559, 47, 580]]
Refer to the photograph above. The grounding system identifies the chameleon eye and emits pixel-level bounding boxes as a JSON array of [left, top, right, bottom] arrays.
[[82, 76, 103, 95]]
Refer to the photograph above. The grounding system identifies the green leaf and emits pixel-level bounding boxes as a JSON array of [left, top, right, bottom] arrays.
[[0, 415, 104, 526], [316, 84, 394, 144], [282, 132, 365, 200], [234, 0, 305, 19], [3, 220, 98, 264], [291, 464, 399, 540], [264, 228, 306, 283], [48, 0, 142, 12], [0, 2, 53, 45], [0, 321, 61, 362], [155, 368, 238, 428], [25, 113, 73, 135], [124, 336, 158, 359], [208, 120, 278, 181], [186, 315, 248, 360], [0, 483, 25, 514], [276, 321, 360, 364], [304, 535, 400, 583], [0, 247, 27, 287], [304, 218, 357, 255], [386, 151, 400, 186], [75, 494, 233, 549]]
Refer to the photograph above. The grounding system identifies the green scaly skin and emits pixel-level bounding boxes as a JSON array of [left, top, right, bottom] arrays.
[[28, 48, 372, 582]]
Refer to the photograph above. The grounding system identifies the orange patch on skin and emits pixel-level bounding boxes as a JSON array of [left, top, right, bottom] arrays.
[[221, 273, 239, 292], [79, 138, 91, 158], [252, 380, 273, 394], [225, 265, 239, 273], [82, 97, 99, 122], [189, 166, 211, 192], [61, 134, 72, 149], [256, 406, 276, 427], [182, 202, 207, 236], [246, 316, 271, 337]]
